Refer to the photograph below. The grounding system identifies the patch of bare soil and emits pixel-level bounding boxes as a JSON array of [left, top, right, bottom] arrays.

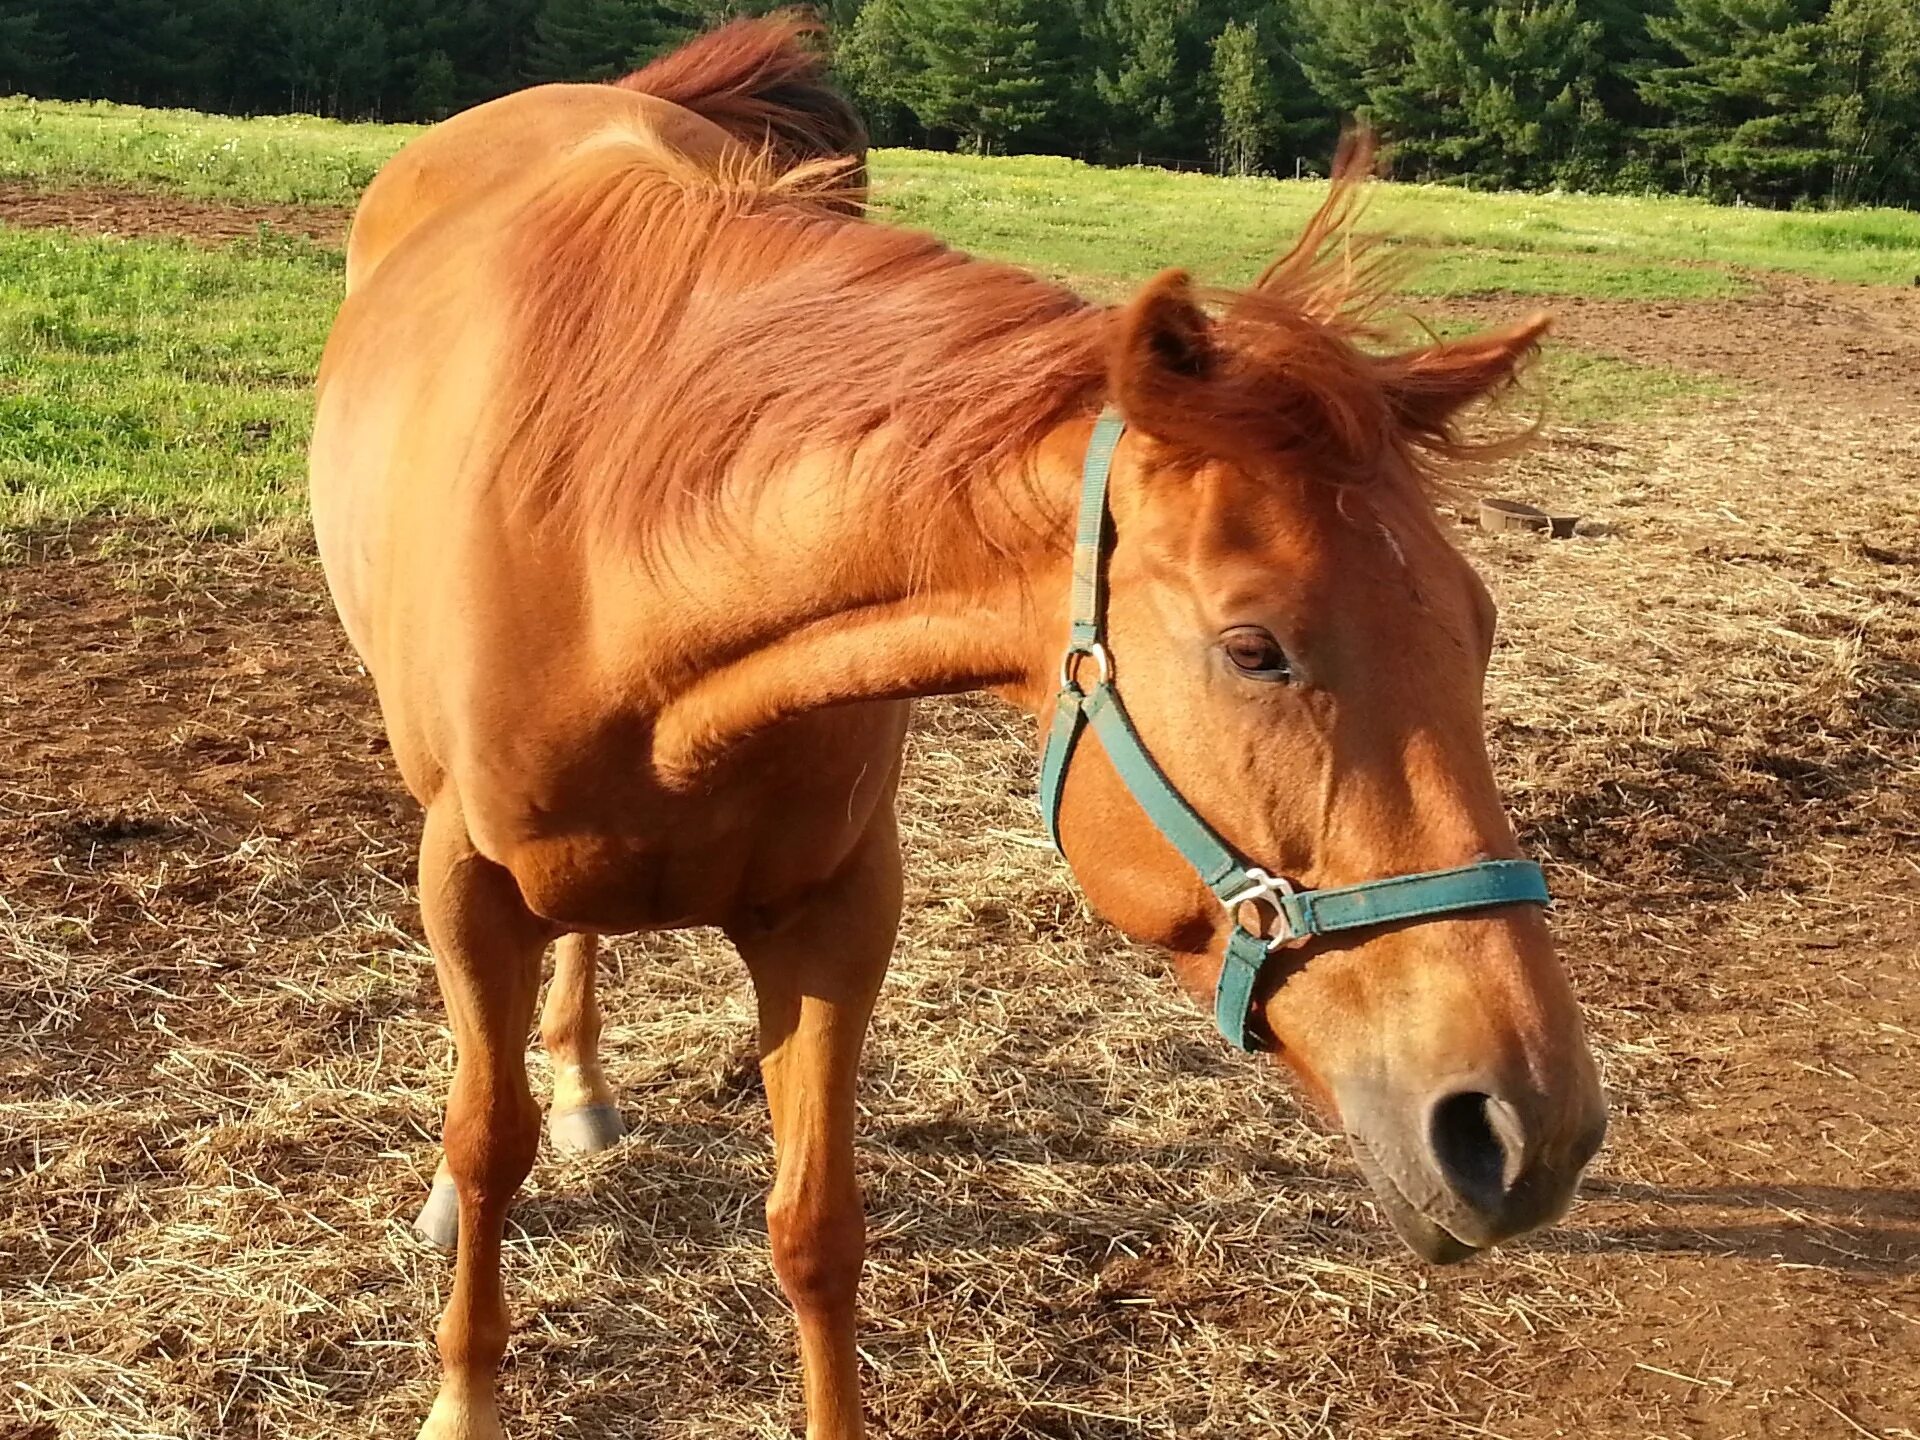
[[3, 384, 1919, 1439], [0, 180, 349, 248], [1446, 270, 1920, 416]]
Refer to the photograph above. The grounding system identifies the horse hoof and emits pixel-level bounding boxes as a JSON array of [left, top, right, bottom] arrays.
[[413, 1176, 459, 1252], [550, 1103, 626, 1155], [418, 1388, 504, 1440]]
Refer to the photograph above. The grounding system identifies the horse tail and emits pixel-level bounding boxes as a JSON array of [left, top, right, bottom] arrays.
[[614, 11, 868, 180]]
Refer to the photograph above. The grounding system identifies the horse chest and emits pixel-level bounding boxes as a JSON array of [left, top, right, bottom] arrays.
[[468, 702, 909, 933]]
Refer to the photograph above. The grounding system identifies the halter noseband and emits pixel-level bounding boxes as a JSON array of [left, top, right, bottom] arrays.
[[1037, 408, 1551, 1052]]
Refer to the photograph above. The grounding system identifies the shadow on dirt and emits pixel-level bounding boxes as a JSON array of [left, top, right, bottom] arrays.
[[1549, 1177, 1920, 1273]]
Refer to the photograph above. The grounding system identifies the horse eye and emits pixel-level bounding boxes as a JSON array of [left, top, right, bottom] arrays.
[[1221, 627, 1292, 681]]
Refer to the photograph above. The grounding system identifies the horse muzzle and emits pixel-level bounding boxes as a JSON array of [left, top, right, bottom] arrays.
[[1337, 1074, 1607, 1262]]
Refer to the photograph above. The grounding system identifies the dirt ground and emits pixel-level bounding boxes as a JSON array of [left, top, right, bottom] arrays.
[[1442, 273, 1920, 416], [0, 180, 351, 249], [1, 188, 1918, 1440]]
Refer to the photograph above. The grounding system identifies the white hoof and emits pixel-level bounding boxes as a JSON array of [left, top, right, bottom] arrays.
[[549, 1103, 626, 1155], [413, 1175, 460, 1253], [418, 1388, 504, 1440]]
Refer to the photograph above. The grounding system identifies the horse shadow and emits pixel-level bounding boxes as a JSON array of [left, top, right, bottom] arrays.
[[1530, 1176, 1920, 1274], [518, 1029, 1329, 1261], [517, 1041, 1920, 1276]]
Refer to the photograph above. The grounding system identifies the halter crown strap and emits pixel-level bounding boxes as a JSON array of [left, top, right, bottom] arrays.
[[1038, 408, 1551, 1052]]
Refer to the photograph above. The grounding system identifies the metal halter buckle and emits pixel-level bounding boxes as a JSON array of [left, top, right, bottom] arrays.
[[1221, 867, 1303, 952], [1058, 640, 1113, 694]]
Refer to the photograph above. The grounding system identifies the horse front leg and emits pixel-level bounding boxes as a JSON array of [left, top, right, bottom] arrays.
[[730, 807, 902, 1440], [414, 796, 552, 1440]]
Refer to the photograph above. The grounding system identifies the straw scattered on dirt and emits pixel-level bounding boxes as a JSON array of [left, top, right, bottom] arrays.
[[2, 178, 1918, 1440], [2, 384, 1917, 1440]]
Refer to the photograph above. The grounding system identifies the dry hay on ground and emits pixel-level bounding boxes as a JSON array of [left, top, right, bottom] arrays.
[[1, 185, 1918, 1439], [2, 395, 1917, 1440]]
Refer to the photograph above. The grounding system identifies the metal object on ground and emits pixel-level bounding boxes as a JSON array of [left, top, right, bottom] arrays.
[[1480, 497, 1582, 539]]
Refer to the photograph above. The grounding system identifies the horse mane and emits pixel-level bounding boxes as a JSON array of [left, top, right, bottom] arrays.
[[615, 11, 867, 182], [498, 131, 1502, 571], [500, 129, 1108, 565]]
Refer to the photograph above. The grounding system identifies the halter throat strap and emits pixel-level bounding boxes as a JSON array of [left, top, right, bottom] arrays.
[[1036, 408, 1551, 1052]]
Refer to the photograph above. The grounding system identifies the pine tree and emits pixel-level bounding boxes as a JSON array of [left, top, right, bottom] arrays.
[[0, 1, 68, 94], [1464, 0, 1605, 187], [526, 0, 690, 84], [333, 8, 393, 116], [1821, 0, 1920, 205], [684, 0, 790, 18], [1211, 17, 1274, 175], [839, 0, 922, 140], [1293, 0, 1475, 177], [1210, 0, 1335, 173], [1289, 0, 1405, 117], [1638, 0, 1838, 203], [1096, 0, 1198, 161], [1295, 0, 1610, 187], [413, 46, 459, 118], [1581, 0, 1668, 125], [82, 0, 208, 105], [906, 0, 1067, 154]]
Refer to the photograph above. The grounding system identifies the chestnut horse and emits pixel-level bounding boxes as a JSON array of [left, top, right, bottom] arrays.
[[340, 15, 864, 1163], [311, 38, 1606, 1440]]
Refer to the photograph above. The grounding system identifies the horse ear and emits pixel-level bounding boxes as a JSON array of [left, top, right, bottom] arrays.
[[1110, 269, 1215, 436], [1388, 312, 1551, 438]]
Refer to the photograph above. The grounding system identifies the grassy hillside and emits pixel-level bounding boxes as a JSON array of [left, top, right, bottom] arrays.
[[880, 151, 1920, 298], [6, 97, 1920, 295], [0, 227, 336, 537], [0, 99, 411, 205]]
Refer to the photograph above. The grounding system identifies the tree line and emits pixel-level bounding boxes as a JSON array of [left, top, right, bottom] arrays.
[[2, 0, 1917, 207]]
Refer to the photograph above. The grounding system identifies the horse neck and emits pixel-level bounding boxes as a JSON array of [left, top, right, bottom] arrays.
[[646, 418, 1090, 784]]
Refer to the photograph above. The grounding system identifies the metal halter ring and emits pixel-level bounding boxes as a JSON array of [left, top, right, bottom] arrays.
[[1221, 867, 1304, 951], [1059, 640, 1113, 694]]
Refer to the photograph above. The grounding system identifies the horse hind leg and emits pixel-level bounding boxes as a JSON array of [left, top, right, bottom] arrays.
[[411, 797, 550, 1440], [542, 932, 627, 1154], [413, 930, 625, 1250], [414, 1155, 460, 1253]]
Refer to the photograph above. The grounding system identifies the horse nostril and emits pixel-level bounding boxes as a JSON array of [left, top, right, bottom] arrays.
[[1428, 1090, 1527, 1216]]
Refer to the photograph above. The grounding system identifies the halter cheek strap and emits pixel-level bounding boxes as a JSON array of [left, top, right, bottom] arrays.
[[1037, 408, 1551, 1052]]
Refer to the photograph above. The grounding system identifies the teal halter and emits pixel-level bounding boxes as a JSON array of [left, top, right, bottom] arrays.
[[1038, 408, 1551, 1052]]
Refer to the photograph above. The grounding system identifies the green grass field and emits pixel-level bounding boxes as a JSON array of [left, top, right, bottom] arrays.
[[0, 226, 337, 536], [5, 95, 1912, 536], [10, 97, 1920, 291], [881, 152, 1876, 300]]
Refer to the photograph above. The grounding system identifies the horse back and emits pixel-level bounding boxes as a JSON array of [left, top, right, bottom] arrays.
[[345, 85, 734, 291]]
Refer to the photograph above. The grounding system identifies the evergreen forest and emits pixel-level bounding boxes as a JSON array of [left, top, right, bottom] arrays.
[[3, 0, 1916, 206]]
